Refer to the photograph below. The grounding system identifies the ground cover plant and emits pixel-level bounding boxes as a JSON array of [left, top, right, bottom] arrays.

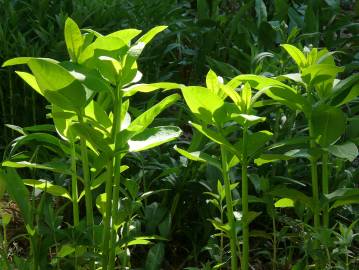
[[0, 1, 359, 270]]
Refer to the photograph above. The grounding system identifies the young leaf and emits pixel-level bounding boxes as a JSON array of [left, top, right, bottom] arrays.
[[124, 93, 180, 138], [28, 58, 87, 111], [123, 82, 182, 97], [128, 126, 182, 152], [241, 83, 252, 112], [280, 44, 307, 69], [181, 86, 224, 124], [15, 71, 43, 96], [311, 105, 346, 147], [137, 26, 167, 45], [269, 186, 313, 209], [23, 179, 72, 200], [254, 154, 293, 166], [330, 74, 359, 106], [71, 123, 112, 154], [85, 100, 112, 129], [189, 122, 239, 157], [229, 74, 309, 112], [206, 69, 226, 99], [274, 198, 294, 208], [2, 161, 71, 175], [328, 142, 358, 162], [78, 36, 127, 64], [64, 17, 84, 62], [174, 145, 221, 169], [107, 29, 142, 44]]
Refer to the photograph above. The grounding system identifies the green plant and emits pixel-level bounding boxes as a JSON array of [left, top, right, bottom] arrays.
[[176, 69, 276, 269], [1, 17, 183, 269]]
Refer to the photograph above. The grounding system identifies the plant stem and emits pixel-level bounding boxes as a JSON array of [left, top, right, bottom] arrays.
[[71, 143, 80, 227], [109, 85, 123, 270], [220, 145, 238, 270], [272, 216, 277, 270], [102, 160, 114, 269], [78, 113, 95, 249], [308, 119, 320, 229], [322, 151, 329, 227], [241, 126, 249, 270], [70, 142, 80, 269]]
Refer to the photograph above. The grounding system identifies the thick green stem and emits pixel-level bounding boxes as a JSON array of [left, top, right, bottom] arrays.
[[241, 126, 249, 270], [71, 143, 79, 227], [70, 142, 80, 269], [78, 114, 95, 244], [102, 161, 114, 269], [308, 120, 320, 229], [272, 216, 277, 270], [220, 146, 238, 270], [322, 151, 329, 228], [109, 87, 123, 270]]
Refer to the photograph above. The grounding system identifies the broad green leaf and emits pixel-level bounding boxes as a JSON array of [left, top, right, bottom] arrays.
[[0, 169, 33, 227], [275, 73, 303, 84], [281, 44, 307, 69], [254, 154, 293, 166], [331, 197, 359, 210], [269, 186, 312, 209], [182, 86, 224, 124], [330, 74, 359, 106], [2, 57, 34, 67], [96, 56, 122, 84], [243, 130, 273, 158], [23, 179, 72, 200], [301, 64, 344, 98], [221, 84, 242, 107], [124, 93, 180, 138], [230, 74, 309, 112], [174, 145, 221, 169], [71, 123, 112, 154], [190, 122, 239, 157], [123, 82, 182, 97], [2, 160, 71, 175], [137, 26, 167, 45], [120, 235, 166, 248], [9, 133, 63, 156], [326, 188, 359, 210], [206, 69, 226, 99], [78, 36, 127, 64], [96, 193, 107, 217], [64, 17, 84, 62], [15, 71, 43, 96], [128, 126, 182, 152], [274, 198, 294, 208], [28, 58, 87, 111], [311, 105, 346, 146], [61, 61, 112, 93], [326, 188, 359, 201], [107, 29, 142, 44], [232, 114, 266, 128], [57, 244, 76, 258], [85, 100, 112, 129], [145, 243, 165, 270], [120, 25, 168, 85], [328, 142, 358, 162], [52, 105, 77, 141]]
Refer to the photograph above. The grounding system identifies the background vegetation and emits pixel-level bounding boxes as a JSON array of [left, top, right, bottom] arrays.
[[0, 0, 358, 269]]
